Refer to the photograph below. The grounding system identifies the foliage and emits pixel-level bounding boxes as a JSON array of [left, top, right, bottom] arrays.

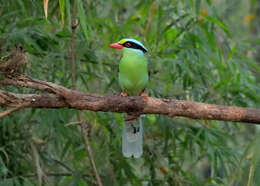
[[0, 0, 260, 185]]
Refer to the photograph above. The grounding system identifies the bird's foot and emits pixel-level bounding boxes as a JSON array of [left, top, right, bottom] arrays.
[[120, 92, 128, 97], [140, 92, 149, 99]]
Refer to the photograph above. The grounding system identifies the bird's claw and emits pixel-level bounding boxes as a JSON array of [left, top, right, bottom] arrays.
[[140, 92, 149, 99], [120, 92, 128, 97]]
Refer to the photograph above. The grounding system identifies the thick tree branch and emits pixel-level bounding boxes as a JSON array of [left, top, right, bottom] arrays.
[[0, 75, 260, 124]]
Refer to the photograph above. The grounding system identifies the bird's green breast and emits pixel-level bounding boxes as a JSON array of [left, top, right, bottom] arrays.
[[118, 48, 148, 96]]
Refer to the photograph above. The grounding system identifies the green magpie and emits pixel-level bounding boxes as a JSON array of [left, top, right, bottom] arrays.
[[110, 38, 149, 158]]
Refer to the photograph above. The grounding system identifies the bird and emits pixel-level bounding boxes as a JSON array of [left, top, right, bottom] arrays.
[[109, 38, 149, 158]]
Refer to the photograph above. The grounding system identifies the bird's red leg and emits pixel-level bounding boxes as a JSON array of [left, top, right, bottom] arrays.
[[140, 92, 149, 99], [120, 92, 128, 97]]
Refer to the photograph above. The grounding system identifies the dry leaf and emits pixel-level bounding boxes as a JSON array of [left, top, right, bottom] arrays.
[[242, 14, 255, 24], [43, 0, 49, 19]]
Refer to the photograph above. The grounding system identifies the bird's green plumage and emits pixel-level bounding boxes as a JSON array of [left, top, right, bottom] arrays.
[[111, 38, 148, 158], [118, 48, 148, 96]]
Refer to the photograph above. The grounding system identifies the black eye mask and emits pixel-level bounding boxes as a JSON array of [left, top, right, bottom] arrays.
[[123, 41, 147, 53]]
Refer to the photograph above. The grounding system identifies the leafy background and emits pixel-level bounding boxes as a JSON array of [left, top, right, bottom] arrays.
[[0, 0, 260, 185]]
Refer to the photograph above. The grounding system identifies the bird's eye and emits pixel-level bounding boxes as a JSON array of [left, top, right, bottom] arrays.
[[125, 42, 131, 47]]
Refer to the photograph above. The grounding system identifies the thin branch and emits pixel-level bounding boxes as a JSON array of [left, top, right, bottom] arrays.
[[0, 102, 30, 119], [247, 163, 255, 186], [52, 159, 74, 172], [50, 158, 90, 184], [65, 121, 82, 126], [24, 172, 84, 177], [70, 0, 77, 90], [68, 2, 103, 185], [144, 0, 157, 35], [30, 141, 48, 186], [80, 121, 103, 186]]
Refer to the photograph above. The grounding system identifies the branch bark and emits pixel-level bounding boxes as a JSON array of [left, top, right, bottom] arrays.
[[1, 75, 260, 124]]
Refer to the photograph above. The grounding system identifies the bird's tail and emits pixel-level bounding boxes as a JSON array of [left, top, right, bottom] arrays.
[[122, 118, 143, 158]]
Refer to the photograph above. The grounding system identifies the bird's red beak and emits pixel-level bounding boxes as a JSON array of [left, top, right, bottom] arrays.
[[109, 43, 123, 49]]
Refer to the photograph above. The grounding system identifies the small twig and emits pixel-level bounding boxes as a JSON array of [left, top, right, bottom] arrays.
[[63, 110, 103, 185], [0, 102, 30, 119], [50, 158, 90, 183], [65, 121, 82, 126], [24, 172, 83, 177], [247, 162, 255, 186], [30, 141, 48, 186], [70, 0, 78, 90], [51, 158, 74, 173], [144, 0, 157, 35], [80, 120, 103, 186]]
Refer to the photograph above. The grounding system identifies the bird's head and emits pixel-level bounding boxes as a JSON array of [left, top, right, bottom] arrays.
[[109, 38, 148, 53]]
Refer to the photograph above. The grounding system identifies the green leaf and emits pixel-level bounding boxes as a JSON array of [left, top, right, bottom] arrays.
[[56, 27, 72, 37], [77, 0, 88, 40], [195, 0, 201, 15], [201, 14, 231, 36], [65, 0, 71, 27], [59, 0, 66, 25]]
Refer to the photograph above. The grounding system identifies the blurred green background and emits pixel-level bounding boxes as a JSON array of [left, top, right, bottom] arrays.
[[0, 0, 260, 185]]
